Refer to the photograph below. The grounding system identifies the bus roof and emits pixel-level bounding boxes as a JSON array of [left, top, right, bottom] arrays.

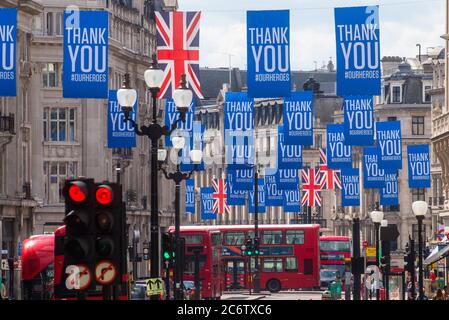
[[22, 234, 54, 281], [179, 224, 320, 232], [320, 236, 351, 241]]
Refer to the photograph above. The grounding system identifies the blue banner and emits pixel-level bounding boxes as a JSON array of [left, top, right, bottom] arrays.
[[376, 121, 402, 169], [180, 121, 205, 172], [408, 144, 431, 188], [227, 168, 254, 191], [276, 169, 299, 190], [63, 10, 108, 98], [283, 189, 301, 213], [326, 124, 352, 169], [247, 10, 290, 98], [224, 92, 254, 168], [343, 96, 374, 145], [363, 147, 388, 188], [227, 171, 247, 206], [265, 174, 283, 207], [341, 168, 360, 206], [278, 125, 302, 169], [107, 90, 137, 148], [185, 179, 195, 215], [380, 172, 399, 206], [283, 91, 314, 145], [335, 6, 381, 96], [248, 179, 266, 214], [165, 99, 195, 147], [201, 187, 216, 220], [0, 8, 16, 96]]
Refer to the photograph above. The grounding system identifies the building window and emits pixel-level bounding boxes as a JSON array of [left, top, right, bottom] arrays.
[[424, 85, 431, 103], [46, 12, 63, 35], [43, 107, 76, 142], [45, 161, 77, 203], [388, 117, 397, 122], [42, 63, 58, 87], [412, 116, 424, 135], [314, 134, 322, 149], [412, 188, 426, 202], [392, 86, 401, 103]]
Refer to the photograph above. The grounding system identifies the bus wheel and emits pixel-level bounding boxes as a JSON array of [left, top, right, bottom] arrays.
[[266, 279, 281, 293]]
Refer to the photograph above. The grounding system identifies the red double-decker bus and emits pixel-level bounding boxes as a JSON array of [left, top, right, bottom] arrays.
[[320, 236, 351, 276], [206, 224, 321, 293], [169, 226, 223, 299]]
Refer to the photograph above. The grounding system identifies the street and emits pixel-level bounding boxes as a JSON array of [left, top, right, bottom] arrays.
[[222, 291, 324, 301]]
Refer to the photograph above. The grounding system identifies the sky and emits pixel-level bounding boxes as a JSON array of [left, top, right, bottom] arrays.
[[178, 0, 446, 71]]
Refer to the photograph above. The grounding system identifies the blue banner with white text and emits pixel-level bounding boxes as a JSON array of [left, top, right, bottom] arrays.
[[380, 172, 399, 206], [180, 121, 205, 172], [276, 169, 299, 190], [63, 10, 108, 98], [265, 174, 283, 207], [343, 96, 374, 145], [185, 179, 195, 215], [334, 6, 381, 96], [107, 90, 137, 148], [201, 187, 216, 220], [227, 170, 247, 206], [283, 91, 314, 146], [0, 8, 16, 96], [341, 168, 360, 206], [363, 147, 388, 188], [165, 99, 195, 147], [283, 189, 301, 213], [227, 168, 254, 191], [326, 124, 352, 169], [376, 121, 402, 169], [278, 125, 302, 169], [224, 92, 254, 168], [247, 10, 291, 98], [407, 144, 430, 188], [248, 179, 266, 214]]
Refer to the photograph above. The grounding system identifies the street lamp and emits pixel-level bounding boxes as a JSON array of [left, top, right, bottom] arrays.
[[380, 219, 389, 301], [119, 54, 190, 299], [412, 200, 428, 300], [370, 210, 384, 300], [159, 142, 202, 301]]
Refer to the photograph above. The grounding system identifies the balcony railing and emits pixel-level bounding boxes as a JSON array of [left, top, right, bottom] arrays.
[[112, 148, 133, 159], [0, 113, 14, 134]]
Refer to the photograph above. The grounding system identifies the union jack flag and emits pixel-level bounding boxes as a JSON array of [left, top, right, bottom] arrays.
[[319, 148, 342, 190], [301, 168, 324, 207], [155, 11, 204, 99], [212, 178, 231, 215]]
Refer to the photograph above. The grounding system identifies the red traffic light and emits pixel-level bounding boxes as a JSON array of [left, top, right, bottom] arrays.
[[96, 185, 113, 205], [68, 181, 88, 203]]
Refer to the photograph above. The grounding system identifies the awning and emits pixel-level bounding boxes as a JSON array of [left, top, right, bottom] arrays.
[[424, 244, 449, 267]]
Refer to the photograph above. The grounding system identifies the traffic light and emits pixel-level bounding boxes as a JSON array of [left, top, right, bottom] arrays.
[[254, 237, 260, 256], [162, 232, 174, 267], [246, 239, 253, 256], [63, 179, 125, 290]]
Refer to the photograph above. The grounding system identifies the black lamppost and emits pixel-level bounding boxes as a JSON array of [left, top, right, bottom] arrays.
[[253, 166, 261, 294], [412, 200, 428, 300], [118, 55, 191, 299], [370, 210, 384, 300], [158, 143, 202, 300], [380, 219, 389, 300]]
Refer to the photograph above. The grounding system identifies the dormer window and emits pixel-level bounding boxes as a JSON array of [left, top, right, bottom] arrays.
[[391, 85, 401, 103]]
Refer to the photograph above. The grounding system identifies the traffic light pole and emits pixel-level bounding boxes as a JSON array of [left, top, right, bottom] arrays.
[[374, 222, 380, 300], [410, 238, 416, 300], [253, 168, 260, 294], [352, 217, 361, 300]]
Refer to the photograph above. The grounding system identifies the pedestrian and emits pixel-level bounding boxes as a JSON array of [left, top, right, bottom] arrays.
[[433, 288, 445, 300], [0, 278, 7, 300], [443, 285, 448, 300], [365, 274, 372, 300]]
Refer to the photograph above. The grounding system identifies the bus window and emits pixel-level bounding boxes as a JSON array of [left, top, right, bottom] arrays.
[[224, 232, 244, 246], [285, 230, 304, 244], [262, 231, 282, 245], [262, 258, 283, 272], [211, 233, 222, 246], [184, 234, 204, 245], [320, 241, 350, 251], [185, 255, 206, 274], [285, 258, 298, 272]]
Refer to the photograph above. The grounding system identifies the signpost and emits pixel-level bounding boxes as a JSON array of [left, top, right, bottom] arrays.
[[147, 278, 164, 296]]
